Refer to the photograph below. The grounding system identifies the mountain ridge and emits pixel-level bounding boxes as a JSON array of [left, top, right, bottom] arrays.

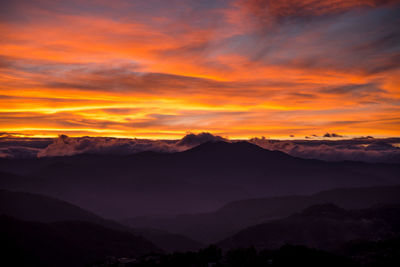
[[217, 203, 400, 251], [0, 190, 203, 252], [124, 185, 400, 243], [1, 141, 399, 218]]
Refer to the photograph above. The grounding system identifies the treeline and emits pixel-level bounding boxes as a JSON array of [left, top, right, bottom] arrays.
[[96, 239, 400, 267]]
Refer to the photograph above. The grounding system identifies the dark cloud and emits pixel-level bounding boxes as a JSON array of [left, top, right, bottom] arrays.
[[365, 141, 395, 150], [323, 133, 343, 138], [100, 108, 144, 115], [44, 68, 230, 95], [290, 92, 316, 99], [0, 146, 41, 158], [43, 69, 292, 97], [177, 132, 227, 146], [0, 134, 52, 158], [240, 0, 400, 23], [320, 83, 384, 95], [234, 1, 400, 76], [1, 55, 323, 98], [365, 53, 400, 74]]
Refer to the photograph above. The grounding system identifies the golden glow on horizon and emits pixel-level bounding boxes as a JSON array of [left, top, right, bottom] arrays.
[[1, 0, 399, 139]]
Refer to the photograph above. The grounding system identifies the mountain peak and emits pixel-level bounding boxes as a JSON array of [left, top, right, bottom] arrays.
[[181, 141, 297, 164], [186, 140, 266, 154]]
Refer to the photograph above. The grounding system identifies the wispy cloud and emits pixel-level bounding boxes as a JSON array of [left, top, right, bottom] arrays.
[[0, 0, 399, 138]]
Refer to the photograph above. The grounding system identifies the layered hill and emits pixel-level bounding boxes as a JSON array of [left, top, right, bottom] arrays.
[[1, 141, 399, 218], [0, 190, 202, 253], [1, 216, 158, 267], [124, 185, 400, 243], [218, 204, 400, 251]]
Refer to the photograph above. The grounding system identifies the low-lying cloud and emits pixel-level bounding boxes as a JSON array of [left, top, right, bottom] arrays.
[[37, 135, 179, 157], [1, 133, 399, 163], [250, 136, 400, 163], [35, 132, 227, 157]]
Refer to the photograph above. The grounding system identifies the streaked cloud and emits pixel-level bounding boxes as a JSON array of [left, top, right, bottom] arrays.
[[0, 0, 399, 138]]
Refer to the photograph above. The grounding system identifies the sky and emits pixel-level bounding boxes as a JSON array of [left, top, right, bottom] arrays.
[[1, 0, 399, 139]]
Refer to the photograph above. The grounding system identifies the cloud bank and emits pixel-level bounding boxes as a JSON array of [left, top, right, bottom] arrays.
[[250, 136, 400, 163], [1, 133, 399, 163], [35, 132, 227, 157]]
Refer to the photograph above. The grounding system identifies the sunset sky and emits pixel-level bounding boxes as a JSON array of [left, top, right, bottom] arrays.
[[1, 0, 399, 139]]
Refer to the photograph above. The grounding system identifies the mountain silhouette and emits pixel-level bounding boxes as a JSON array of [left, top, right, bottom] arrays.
[[0, 190, 202, 253], [217, 204, 400, 251], [0, 189, 118, 225], [1, 141, 399, 218], [1, 216, 159, 267], [124, 185, 400, 243]]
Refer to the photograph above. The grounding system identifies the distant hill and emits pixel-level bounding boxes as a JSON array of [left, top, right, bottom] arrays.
[[0, 189, 118, 224], [0, 190, 202, 253], [124, 185, 400, 243], [1, 141, 399, 218], [0, 216, 159, 267], [217, 204, 400, 251]]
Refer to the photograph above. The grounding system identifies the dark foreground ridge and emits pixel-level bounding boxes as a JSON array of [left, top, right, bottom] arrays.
[[1, 216, 159, 267], [1, 189, 400, 266], [0, 190, 202, 253], [95, 240, 400, 267]]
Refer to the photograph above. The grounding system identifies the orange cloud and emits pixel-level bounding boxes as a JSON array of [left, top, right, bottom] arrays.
[[0, 0, 399, 139]]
